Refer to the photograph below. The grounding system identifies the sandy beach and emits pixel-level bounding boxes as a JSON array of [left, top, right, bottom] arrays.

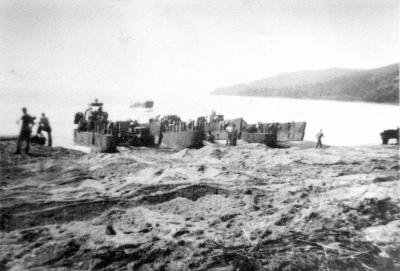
[[2, 0, 399, 270], [0, 141, 399, 270]]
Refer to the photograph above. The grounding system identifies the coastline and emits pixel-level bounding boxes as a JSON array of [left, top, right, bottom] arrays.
[[211, 93, 400, 106], [0, 136, 18, 141]]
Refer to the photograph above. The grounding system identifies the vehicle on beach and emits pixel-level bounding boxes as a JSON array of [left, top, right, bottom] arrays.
[[130, 126, 155, 146], [109, 121, 154, 147], [380, 128, 399, 144], [204, 111, 246, 140]]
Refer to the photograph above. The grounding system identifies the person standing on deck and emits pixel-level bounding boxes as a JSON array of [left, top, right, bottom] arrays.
[[315, 129, 324, 149], [37, 113, 52, 147], [15, 107, 35, 154]]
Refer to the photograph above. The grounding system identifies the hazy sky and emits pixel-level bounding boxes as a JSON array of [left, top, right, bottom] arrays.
[[1, 0, 398, 103]]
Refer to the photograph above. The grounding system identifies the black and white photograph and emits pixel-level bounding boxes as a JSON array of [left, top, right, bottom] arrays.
[[0, 0, 399, 270]]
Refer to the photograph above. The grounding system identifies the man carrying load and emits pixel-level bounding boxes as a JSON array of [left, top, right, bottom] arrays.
[[15, 107, 35, 154], [37, 113, 52, 147]]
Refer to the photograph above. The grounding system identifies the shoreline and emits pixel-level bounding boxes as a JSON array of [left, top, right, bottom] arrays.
[[2, 95, 399, 147], [1, 136, 397, 150], [211, 93, 400, 106], [0, 136, 18, 141]]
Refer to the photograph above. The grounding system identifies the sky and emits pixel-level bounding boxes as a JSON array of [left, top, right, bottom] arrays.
[[0, 0, 399, 104]]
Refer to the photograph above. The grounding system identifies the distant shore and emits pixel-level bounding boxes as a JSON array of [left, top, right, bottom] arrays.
[[212, 92, 400, 106], [0, 135, 18, 141], [212, 63, 399, 105]]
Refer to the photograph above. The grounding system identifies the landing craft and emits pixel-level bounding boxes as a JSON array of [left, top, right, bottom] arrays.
[[149, 115, 204, 149], [73, 100, 202, 152], [242, 122, 306, 145], [74, 101, 157, 151], [205, 111, 306, 146], [89, 98, 103, 107], [130, 101, 154, 109], [205, 111, 246, 141], [73, 101, 305, 152], [380, 128, 399, 144], [73, 99, 116, 152]]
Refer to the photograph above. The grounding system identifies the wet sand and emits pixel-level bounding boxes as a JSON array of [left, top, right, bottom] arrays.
[[0, 141, 399, 270]]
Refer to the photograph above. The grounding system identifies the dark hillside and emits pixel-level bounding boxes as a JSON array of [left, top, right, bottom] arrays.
[[213, 63, 399, 104]]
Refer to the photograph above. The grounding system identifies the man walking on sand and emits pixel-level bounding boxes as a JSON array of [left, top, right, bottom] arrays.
[[315, 129, 324, 149], [15, 107, 35, 154], [37, 113, 52, 147]]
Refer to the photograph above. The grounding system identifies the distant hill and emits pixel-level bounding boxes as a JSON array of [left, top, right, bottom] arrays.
[[213, 63, 399, 104]]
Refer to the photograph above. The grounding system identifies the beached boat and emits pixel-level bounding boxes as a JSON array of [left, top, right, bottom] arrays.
[[149, 116, 204, 149], [246, 122, 306, 142], [130, 100, 154, 109], [73, 100, 116, 152], [161, 130, 204, 149], [241, 132, 277, 146], [73, 130, 116, 152], [205, 111, 246, 140]]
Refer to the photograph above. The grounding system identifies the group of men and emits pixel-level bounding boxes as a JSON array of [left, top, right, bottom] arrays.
[[225, 124, 239, 146], [86, 106, 108, 132], [206, 124, 239, 146], [15, 107, 52, 155]]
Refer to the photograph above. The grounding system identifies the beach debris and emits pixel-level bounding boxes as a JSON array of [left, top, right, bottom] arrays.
[[138, 223, 153, 233], [173, 228, 190, 238], [105, 224, 116, 235]]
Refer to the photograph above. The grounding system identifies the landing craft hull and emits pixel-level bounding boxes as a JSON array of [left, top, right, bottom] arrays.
[[73, 130, 116, 152], [241, 132, 277, 146], [149, 121, 162, 145], [253, 122, 306, 141], [276, 122, 306, 141], [161, 131, 204, 149], [211, 130, 228, 140], [205, 118, 245, 140]]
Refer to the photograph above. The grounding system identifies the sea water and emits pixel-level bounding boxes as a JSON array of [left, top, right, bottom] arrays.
[[1, 94, 399, 147]]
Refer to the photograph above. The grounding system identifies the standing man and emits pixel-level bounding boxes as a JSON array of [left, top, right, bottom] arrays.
[[226, 124, 233, 146], [37, 113, 52, 147], [15, 107, 35, 154], [315, 129, 324, 149], [206, 131, 215, 143], [232, 125, 238, 146]]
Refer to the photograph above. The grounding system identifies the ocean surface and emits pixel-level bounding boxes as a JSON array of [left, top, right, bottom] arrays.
[[1, 94, 399, 148]]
